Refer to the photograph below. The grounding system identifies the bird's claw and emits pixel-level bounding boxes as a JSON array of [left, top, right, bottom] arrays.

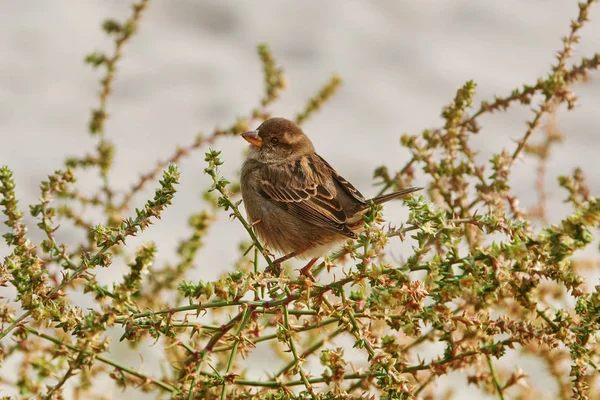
[[265, 260, 282, 277], [297, 257, 318, 282], [298, 265, 315, 282]]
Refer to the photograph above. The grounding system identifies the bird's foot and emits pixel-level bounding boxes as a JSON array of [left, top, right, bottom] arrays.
[[265, 252, 297, 276], [265, 260, 282, 276], [298, 258, 318, 282]]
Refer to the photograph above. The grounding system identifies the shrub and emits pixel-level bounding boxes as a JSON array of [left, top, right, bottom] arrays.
[[1, 1, 600, 399]]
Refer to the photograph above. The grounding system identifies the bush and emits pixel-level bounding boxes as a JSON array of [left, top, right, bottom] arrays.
[[1, 1, 600, 399]]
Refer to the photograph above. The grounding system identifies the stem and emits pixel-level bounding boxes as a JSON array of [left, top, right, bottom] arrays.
[[44, 367, 74, 399], [185, 311, 245, 398], [375, 156, 417, 197], [119, 273, 360, 323], [276, 327, 343, 378], [219, 307, 253, 400], [487, 355, 506, 400], [212, 317, 339, 353], [0, 246, 109, 341], [312, 223, 421, 277], [26, 326, 179, 394], [225, 371, 387, 388], [0, 311, 29, 341], [282, 305, 316, 397]]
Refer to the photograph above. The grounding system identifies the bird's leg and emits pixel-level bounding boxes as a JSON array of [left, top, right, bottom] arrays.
[[273, 251, 299, 265], [267, 251, 299, 276], [299, 257, 319, 281]]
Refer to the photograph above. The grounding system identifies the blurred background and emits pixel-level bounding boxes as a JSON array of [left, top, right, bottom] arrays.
[[1, 1, 599, 398]]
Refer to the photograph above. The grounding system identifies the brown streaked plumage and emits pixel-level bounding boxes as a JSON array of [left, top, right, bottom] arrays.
[[240, 117, 422, 278]]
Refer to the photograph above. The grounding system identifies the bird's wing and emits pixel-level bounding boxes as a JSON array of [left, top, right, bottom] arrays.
[[315, 154, 367, 205], [259, 157, 358, 239]]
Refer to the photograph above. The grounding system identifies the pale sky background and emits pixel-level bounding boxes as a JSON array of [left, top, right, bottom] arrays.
[[1, 1, 599, 399]]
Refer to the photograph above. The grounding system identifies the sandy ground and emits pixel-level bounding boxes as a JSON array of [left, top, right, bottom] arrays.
[[1, 1, 599, 398]]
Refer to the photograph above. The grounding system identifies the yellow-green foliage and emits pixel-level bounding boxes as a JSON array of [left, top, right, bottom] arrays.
[[1, 1, 600, 399]]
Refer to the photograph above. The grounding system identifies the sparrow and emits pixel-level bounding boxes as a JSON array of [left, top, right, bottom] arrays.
[[240, 117, 421, 278]]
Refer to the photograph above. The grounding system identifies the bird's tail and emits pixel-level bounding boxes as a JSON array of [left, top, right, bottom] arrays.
[[369, 187, 423, 205]]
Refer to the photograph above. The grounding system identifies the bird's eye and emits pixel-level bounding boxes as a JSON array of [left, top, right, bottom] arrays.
[[270, 137, 279, 145]]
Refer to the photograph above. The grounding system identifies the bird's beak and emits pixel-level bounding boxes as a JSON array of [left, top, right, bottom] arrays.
[[241, 130, 263, 147]]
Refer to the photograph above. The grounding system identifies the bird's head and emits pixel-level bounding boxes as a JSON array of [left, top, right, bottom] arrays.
[[241, 118, 315, 163]]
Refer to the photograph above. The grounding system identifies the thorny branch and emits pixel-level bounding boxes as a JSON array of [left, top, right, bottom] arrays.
[[1, 1, 600, 399]]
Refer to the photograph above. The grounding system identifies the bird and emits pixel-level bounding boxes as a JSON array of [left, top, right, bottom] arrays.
[[240, 117, 422, 279]]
